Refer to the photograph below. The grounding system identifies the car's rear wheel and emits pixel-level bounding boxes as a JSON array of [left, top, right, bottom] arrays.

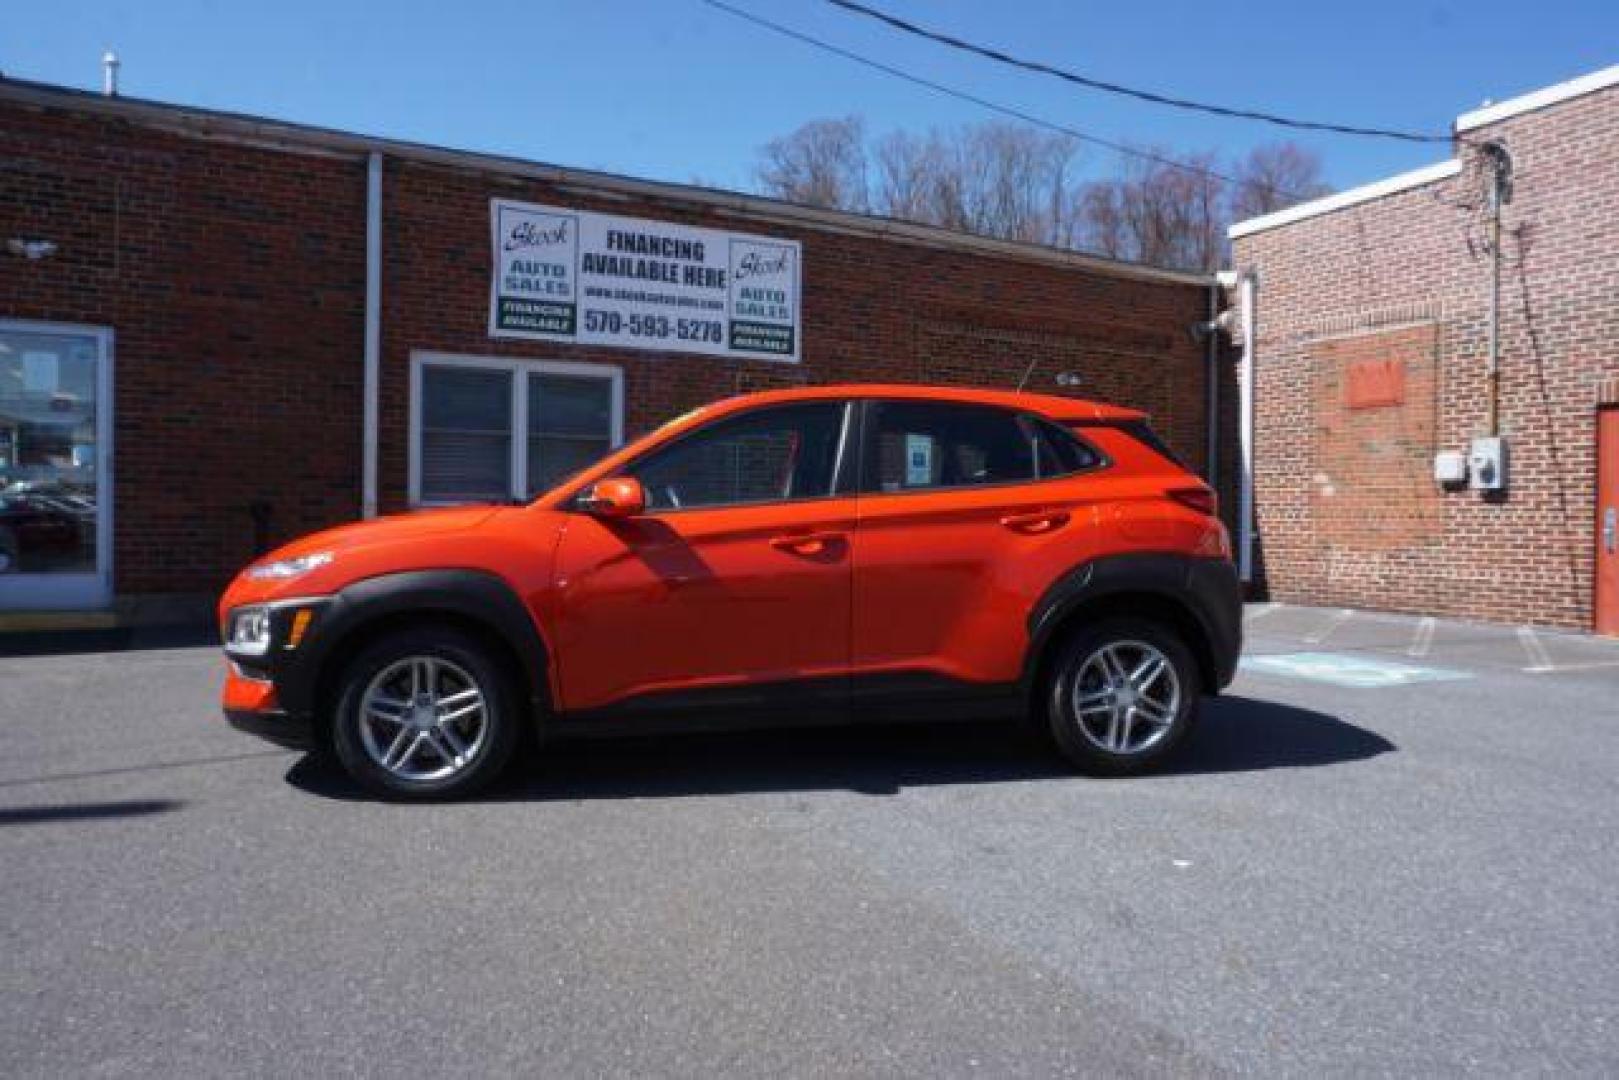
[[1044, 617, 1200, 775], [331, 625, 521, 799]]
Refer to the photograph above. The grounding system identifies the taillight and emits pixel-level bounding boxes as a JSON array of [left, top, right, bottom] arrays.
[[1167, 485, 1218, 516]]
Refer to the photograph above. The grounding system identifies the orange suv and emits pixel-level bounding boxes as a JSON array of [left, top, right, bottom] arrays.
[[221, 385, 1240, 798]]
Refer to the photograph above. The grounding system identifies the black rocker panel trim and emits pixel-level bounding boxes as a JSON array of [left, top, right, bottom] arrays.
[[549, 671, 1023, 738]]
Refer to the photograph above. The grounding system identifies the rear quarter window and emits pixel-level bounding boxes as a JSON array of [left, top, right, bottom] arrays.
[[1105, 420, 1189, 471], [1028, 417, 1105, 477]]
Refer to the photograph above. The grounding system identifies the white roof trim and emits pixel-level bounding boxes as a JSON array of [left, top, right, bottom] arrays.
[[1228, 159, 1461, 239], [1455, 64, 1619, 132]]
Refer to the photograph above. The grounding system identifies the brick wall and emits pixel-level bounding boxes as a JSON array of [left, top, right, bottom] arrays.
[[1232, 82, 1619, 629], [2, 91, 1215, 603], [1, 103, 366, 597], [376, 158, 1212, 516]]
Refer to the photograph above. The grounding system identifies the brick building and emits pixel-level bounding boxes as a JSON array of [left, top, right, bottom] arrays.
[[0, 77, 1221, 619], [1229, 65, 1619, 632]]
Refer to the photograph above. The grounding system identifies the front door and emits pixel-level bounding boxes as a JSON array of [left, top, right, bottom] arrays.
[[0, 322, 112, 611], [551, 400, 855, 714], [1598, 405, 1619, 636]]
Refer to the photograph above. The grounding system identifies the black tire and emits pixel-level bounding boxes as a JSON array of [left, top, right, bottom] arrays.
[[1043, 616, 1201, 776], [331, 624, 523, 800]]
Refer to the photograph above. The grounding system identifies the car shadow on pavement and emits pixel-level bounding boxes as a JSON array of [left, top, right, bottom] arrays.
[[285, 695, 1393, 802], [1165, 694, 1395, 775], [0, 624, 215, 658], [0, 798, 184, 826]]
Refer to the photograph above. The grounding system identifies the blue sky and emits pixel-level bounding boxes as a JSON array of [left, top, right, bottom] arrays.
[[5, 1, 1614, 195]]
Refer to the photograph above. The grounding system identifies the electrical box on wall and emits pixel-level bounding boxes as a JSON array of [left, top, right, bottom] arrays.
[[1434, 450, 1467, 485], [1469, 436, 1509, 491]]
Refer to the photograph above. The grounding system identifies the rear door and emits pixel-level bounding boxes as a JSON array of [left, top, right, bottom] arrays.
[[850, 399, 1107, 694]]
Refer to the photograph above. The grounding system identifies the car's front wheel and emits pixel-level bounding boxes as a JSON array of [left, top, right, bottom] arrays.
[[331, 625, 522, 799], [1044, 617, 1201, 776]]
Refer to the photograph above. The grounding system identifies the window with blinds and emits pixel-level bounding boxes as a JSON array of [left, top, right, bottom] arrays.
[[420, 368, 512, 502], [526, 375, 613, 497], [414, 357, 620, 505]]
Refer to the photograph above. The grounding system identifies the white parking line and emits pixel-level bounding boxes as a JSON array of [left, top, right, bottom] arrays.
[[1305, 609, 1354, 644], [1408, 617, 1437, 658], [1517, 626, 1555, 673], [1524, 658, 1619, 674], [1244, 602, 1282, 622]]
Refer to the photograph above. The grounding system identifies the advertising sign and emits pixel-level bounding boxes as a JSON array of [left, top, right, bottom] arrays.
[[489, 199, 801, 361]]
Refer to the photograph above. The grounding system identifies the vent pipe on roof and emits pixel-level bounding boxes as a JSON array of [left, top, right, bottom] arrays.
[[101, 51, 120, 96]]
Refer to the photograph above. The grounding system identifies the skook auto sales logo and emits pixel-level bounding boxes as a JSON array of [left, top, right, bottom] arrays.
[[735, 248, 790, 281], [505, 217, 571, 252]]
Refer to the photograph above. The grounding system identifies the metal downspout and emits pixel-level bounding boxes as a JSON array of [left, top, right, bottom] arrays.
[[362, 152, 381, 518]]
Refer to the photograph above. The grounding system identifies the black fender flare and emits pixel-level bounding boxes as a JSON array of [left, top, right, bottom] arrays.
[[1021, 553, 1242, 694], [276, 569, 553, 722]]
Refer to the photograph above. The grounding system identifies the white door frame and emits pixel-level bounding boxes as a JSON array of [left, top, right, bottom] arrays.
[[0, 319, 115, 611]]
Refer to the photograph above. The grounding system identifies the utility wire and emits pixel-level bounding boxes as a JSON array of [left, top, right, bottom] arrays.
[[823, 0, 1462, 146], [697, 0, 1313, 201]]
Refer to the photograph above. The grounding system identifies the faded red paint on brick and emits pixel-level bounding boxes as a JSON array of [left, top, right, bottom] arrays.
[[1346, 357, 1405, 410]]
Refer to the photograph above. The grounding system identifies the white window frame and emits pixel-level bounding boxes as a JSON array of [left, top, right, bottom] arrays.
[[0, 319, 114, 611], [408, 351, 623, 507]]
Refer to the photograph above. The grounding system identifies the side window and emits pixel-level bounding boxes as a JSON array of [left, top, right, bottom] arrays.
[[629, 402, 846, 511], [1030, 417, 1104, 477], [866, 402, 1098, 493]]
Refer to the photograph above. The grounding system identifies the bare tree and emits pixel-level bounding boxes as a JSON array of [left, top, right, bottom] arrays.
[[1229, 143, 1331, 220], [1074, 149, 1227, 271], [956, 124, 1077, 244], [872, 129, 943, 222], [868, 123, 1077, 245], [755, 116, 869, 211], [754, 117, 1330, 272]]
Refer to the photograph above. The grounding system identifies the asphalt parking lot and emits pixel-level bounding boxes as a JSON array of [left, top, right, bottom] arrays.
[[3, 605, 1618, 1076]]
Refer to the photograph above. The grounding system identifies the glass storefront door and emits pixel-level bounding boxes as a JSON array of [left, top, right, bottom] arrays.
[[0, 323, 112, 610]]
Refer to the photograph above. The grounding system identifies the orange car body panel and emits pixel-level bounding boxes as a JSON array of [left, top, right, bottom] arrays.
[[550, 496, 857, 710], [220, 384, 1229, 724]]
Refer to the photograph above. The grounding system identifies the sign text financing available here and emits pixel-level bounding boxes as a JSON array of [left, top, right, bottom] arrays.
[[489, 199, 801, 361]]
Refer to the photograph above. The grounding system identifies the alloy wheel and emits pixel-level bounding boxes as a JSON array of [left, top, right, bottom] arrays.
[[1069, 639, 1182, 755], [357, 656, 489, 782]]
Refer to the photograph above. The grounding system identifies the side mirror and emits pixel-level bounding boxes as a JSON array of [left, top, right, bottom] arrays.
[[579, 477, 645, 518]]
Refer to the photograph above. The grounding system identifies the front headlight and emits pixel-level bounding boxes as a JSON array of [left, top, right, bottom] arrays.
[[246, 551, 333, 581], [227, 605, 273, 655]]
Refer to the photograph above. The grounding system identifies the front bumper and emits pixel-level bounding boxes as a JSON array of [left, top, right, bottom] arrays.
[[223, 663, 314, 748], [219, 596, 333, 749], [225, 706, 315, 750]]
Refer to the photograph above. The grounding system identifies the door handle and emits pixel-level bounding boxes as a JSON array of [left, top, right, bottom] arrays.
[[1605, 507, 1617, 553], [999, 510, 1071, 534], [769, 531, 844, 556]]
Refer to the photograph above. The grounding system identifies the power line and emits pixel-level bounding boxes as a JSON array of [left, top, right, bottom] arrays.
[[696, 0, 1309, 200], [822, 0, 1462, 146]]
